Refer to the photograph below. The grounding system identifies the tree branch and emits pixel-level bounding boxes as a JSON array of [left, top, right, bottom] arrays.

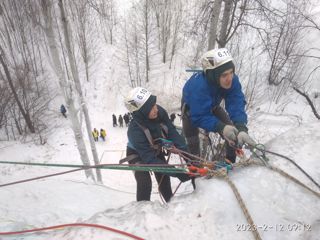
[[293, 87, 320, 120]]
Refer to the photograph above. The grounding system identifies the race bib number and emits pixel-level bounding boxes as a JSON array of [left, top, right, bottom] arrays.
[[215, 48, 232, 61]]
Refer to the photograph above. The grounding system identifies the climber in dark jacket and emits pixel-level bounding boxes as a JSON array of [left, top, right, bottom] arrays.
[[125, 87, 191, 202], [60, 104, 67, 118]]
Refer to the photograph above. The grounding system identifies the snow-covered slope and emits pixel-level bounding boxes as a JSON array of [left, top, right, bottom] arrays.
[[0, 116, 319, 240], [1, 3, 320, 238]]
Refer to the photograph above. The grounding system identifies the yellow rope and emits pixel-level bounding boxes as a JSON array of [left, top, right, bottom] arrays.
[[225, 175, 262, 240], [203, 157, 320, 240], [251, 160, 320, 199], [212, 157, 320, 199], [202, 159, 262, 239]]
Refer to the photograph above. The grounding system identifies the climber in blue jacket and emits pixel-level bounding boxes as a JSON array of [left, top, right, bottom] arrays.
[[182, 48, 256, 162]]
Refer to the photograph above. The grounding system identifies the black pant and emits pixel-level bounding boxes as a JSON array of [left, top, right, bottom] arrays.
[[182, 105, 236, 163], [134, 170, 173, 202], [126, 147, 178, 202]]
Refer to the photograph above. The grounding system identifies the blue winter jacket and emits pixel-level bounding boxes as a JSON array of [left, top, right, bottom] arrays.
[[182, 72, 247, 132], [127, 105, 188, 164]]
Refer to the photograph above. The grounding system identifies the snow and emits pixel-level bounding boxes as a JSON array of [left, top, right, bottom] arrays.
[[1, 92, 320, 240], [1, 2, 320, 239]]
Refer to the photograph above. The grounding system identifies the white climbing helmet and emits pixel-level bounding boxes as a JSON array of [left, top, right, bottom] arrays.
[[201, 48, 233, 73], [125, 87, 152, 112]]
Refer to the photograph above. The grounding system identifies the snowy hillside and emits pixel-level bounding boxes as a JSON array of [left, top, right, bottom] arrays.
[[0, 106, 319, 240], [1, 0, 320, 239]]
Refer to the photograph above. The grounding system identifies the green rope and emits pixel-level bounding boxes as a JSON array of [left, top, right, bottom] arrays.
[[0, 160, 187, 174]]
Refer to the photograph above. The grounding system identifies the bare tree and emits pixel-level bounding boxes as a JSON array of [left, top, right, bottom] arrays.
[[40, 0, 95, 181], [58, 0, 102, 183], [122, 18, 143, 86], [151, 0, 175, 63], [0, 50, 35, 133], [68, 0, 92, 82], [189, 1, 212, 62], [293, 86, 320, 120], [0, 0, 53, 139], [122, 21, 135, 87], [89, 0, 117, 44], [142, 0, 151, 82], [188, 0, 250, 64], [208, 0, 222, 50], [121, 0, 157, 86], [168, 1, 184, 68], [0, 77, 11, 131]]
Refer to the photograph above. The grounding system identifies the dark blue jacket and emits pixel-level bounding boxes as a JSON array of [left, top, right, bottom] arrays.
[[183, 72, 247, 132], [60, 105, 66, 113], [127, 105, 188, 164]]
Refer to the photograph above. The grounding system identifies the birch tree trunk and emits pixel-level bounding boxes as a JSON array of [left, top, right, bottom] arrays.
[[40, 0, 95, 181], [208, 0, 222, 50], [58, 0, 102, 183], [218, 0, 233, 48], [143, 0, 150, 82]]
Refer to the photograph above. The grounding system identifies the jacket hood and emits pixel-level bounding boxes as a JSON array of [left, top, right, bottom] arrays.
[[206, 60, 235, 87]]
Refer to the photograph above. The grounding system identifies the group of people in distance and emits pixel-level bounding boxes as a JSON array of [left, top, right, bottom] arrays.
[[123, 48, 256, 203], [112, 113, 131, 127]]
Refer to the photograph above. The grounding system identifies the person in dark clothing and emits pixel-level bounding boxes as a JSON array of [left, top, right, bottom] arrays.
[[182, 48, 256, 162], [60, 104, 67, 118], [124, 87, 192, 203], [112, 114, 117, 127], [118, 115, 124, 127], [170, 113, 176, 123], [123, 113, 130, 127]]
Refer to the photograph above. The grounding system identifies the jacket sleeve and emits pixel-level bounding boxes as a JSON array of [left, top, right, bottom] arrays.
[[225, 75, 248, 125], [183, 74, 220, 132], [128, 124, 164, 164]]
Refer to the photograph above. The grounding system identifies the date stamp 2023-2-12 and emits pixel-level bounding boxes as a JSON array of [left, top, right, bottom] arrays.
[[236, 223, 312, 232]]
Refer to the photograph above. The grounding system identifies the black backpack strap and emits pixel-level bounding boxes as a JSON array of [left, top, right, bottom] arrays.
[[160, 123, 169, 138]]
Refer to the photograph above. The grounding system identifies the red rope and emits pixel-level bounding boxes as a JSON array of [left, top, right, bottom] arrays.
[[0, 223, 144, 240], [0, 168, 83, 187]]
